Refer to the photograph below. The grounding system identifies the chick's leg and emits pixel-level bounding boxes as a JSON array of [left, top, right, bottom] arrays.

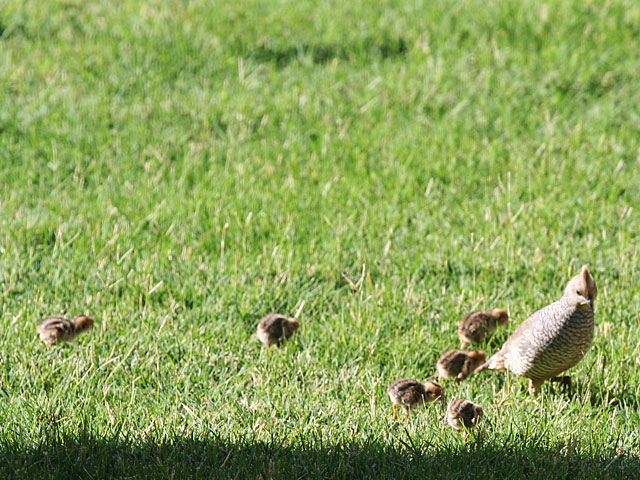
[[392, 404, 397, 420], [404, 407, 410, 419]]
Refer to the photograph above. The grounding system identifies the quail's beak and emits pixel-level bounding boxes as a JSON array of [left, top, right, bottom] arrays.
[[578, 297, 592, 307]]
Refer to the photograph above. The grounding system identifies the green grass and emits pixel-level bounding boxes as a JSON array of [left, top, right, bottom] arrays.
[[1, 0, 640, 478]]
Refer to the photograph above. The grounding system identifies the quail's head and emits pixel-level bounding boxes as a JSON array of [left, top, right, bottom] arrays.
[[287, 317, 300, 332], [73, 315, 95, 333], [467, 350, 486, 363], [491, 308, 509, 326], [564, 265, 597, 309], [424, 381, 445, 402]]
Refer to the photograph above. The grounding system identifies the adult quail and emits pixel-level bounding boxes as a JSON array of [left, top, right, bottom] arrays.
[[37, 315, 95, 347], [256, 313, 299, 348], [475, 265, 596, 395], [458, 308, 509, 348]]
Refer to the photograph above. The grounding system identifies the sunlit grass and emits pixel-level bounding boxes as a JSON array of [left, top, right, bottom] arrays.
[[0, 0, 639, 478]]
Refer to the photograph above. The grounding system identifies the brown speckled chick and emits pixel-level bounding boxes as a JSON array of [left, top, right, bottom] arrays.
[[37, 315, 94, 347], [386, 378, 444, 419], [436, 349, 486, 383], [257, 313, 299, 348], [447, 399, 483, 433], [475, 265, 597, 395], [458, 308, 509, 348]]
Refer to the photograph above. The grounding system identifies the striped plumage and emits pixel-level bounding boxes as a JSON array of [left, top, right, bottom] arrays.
[[476, 265, 596, 395], [37, 315, 95, 347], [386, 378, 444, 419], [447, 399, 483, 432], [256, 313, 299, 348], [458, 308, 509, 348], [436, 349, 486, 383]]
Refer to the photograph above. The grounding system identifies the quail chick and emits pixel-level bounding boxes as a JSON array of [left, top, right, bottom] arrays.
[[447, 399, 484, 432], [458, 308, 509, 348], [256, 313, 299, 348], [475, 265, 597, 395], [37, 315, 95, 347], [386, 378, 444, 419], [437, 349, 486, 383]]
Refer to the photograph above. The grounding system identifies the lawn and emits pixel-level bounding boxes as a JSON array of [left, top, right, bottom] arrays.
[[1, 0, 639, 478]]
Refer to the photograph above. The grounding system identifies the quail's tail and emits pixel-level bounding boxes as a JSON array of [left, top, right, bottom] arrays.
[[474, 352, 506, 373]]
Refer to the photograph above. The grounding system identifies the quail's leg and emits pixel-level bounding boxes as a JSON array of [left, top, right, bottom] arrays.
[[550, 376, 572, 396], [566, 376, 572, 396], [404, 406, 410, 419], [393, 404, 398, 420], [528, 379, 543, 396], [266, 344, 271, 350]]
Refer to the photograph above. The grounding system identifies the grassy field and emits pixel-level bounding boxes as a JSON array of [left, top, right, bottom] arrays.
[[1, 0, 640, 478]]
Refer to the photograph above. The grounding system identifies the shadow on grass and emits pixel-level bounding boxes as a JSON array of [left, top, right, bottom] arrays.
[[0, 433, 637, 479]]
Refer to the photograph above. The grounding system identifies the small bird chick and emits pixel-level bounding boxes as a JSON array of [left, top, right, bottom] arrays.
[[437, 349, 486, 383], [37, 315, 95, 347], [256, 313, 299, 348], [458, 308, 509, 348], [386, 378, 444, 419], [447, 399, 484, 433]]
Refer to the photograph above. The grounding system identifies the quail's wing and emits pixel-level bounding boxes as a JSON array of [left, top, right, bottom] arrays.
[[260, 314, 286, 336], [37, 316, 72, 335], [399, 385, 419, 403], [396, 380, 424, 403], [441, 350, 466, 369], [499, 301, 560, 357]]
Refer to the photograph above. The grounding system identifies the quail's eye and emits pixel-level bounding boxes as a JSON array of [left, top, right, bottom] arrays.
[[576, 290, 583, 296]]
